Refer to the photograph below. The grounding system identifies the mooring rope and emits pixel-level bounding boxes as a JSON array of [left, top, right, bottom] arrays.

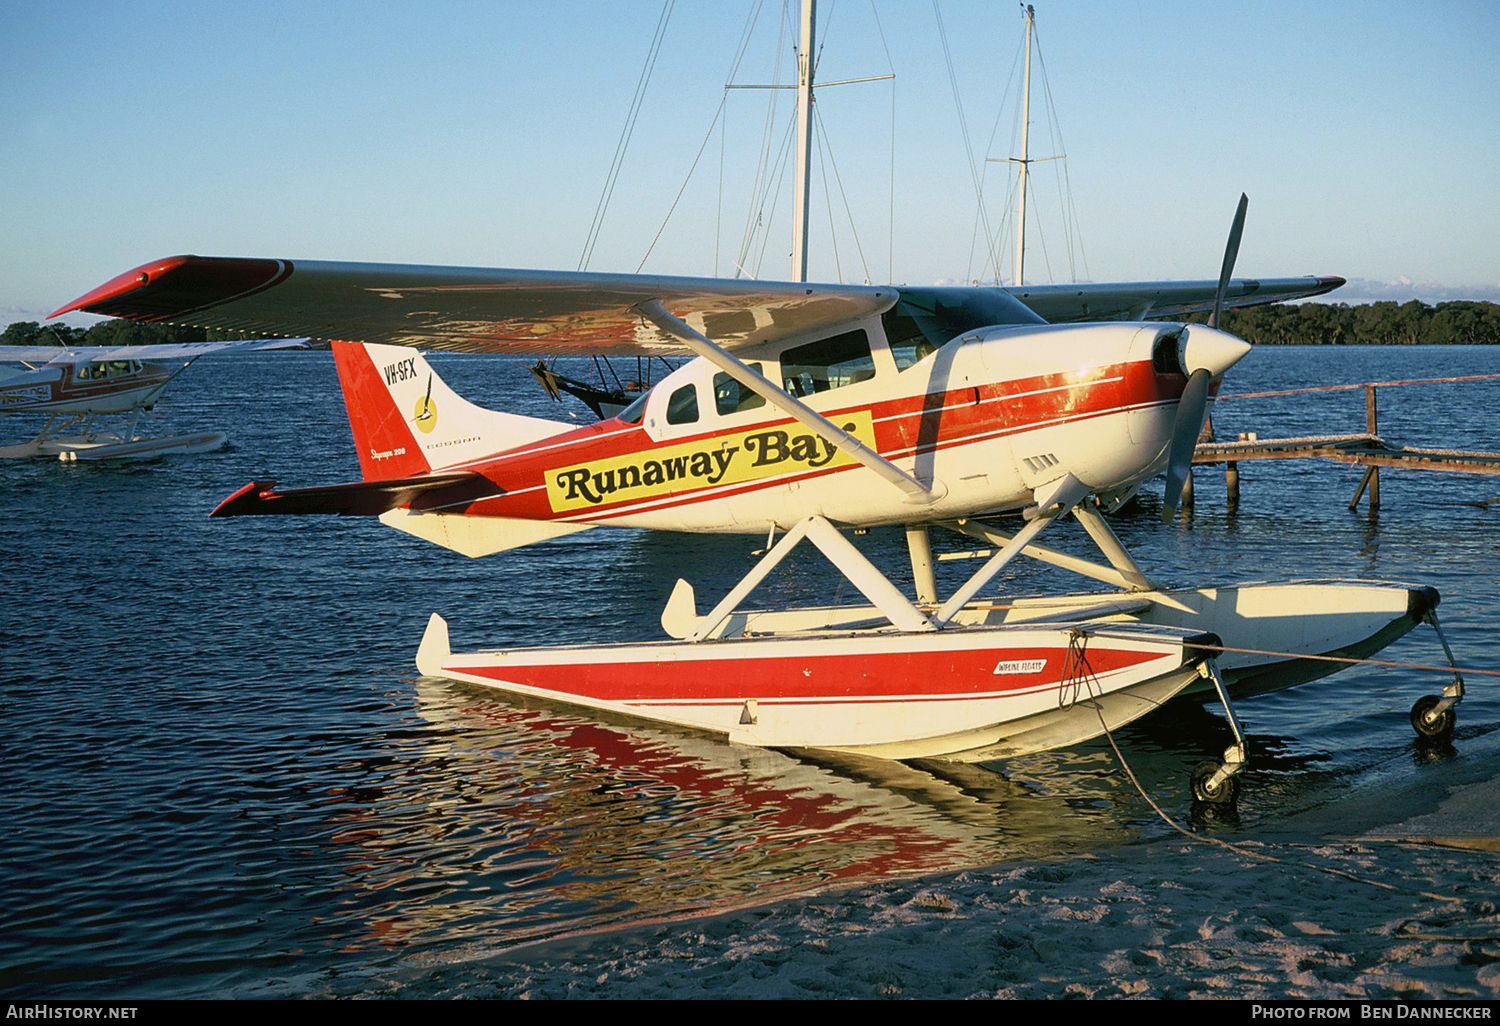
[[1091, 699, 1467, 905], [1219, 373, 1500, 402], [1191, 642, 1499, 679], [1067, 631, 1470, 905]]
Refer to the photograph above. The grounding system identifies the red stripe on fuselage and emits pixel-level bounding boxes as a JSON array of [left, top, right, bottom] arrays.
[[409, 358, 1183, 523]]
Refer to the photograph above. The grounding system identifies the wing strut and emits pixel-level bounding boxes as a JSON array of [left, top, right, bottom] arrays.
[[633, 299, 941, 504]]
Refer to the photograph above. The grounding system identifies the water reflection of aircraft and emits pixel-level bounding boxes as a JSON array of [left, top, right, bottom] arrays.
[[52, 197, 1466, 806], [321, 676, 1061, 954], [0, 339, 307, 459]]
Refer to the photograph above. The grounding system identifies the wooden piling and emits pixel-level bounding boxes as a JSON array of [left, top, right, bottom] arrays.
[[1362, 384, 1380, 511]]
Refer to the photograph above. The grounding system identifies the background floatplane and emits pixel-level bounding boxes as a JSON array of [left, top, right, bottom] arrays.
[[0, 339, 307, 460]]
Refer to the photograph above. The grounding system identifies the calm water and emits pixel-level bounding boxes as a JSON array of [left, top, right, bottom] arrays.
[[2, 345, 1498, 998]]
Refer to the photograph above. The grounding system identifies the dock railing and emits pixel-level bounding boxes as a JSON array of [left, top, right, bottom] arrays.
[[1192, 374, 1500, 512]]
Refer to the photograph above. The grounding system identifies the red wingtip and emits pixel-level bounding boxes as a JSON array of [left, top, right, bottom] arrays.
[[50, 254, 292, 322], [210, 479, 280, 518], [50, 256, 194, 319]]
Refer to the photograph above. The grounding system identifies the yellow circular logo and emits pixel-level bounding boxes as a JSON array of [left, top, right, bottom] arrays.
[[413, 394, 438, 433]]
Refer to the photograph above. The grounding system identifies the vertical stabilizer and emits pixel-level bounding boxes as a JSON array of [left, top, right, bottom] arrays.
[[332, 342, 574, 481]]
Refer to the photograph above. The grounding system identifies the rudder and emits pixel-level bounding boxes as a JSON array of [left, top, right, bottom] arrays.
[[332, 341, 573, 481]]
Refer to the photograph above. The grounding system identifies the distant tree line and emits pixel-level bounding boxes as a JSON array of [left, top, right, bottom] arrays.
[[1, 319, 265, 347], [1209, 300, 1500, 345], [7, 298, 1500, 348]]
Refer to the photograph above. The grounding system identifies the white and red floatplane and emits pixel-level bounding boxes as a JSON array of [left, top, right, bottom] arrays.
[[51, 199, 1466, 803], [0, 340, 306, 460]]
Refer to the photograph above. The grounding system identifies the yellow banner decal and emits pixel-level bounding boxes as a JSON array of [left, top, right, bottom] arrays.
[[547, 412, 876, 511]]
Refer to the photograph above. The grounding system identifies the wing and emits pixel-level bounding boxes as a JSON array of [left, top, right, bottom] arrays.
[[1008, 276, 1345, 323], [51, 256, 897, 355], [52, 255, 1344, 351], [0, 339, 310, 364]]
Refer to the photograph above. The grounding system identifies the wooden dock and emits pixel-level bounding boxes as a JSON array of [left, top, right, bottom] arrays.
[[1190, 374, 1500, 511]]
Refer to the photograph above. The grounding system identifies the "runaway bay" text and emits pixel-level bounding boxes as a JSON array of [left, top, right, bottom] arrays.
[[546, 412, 877, 511]]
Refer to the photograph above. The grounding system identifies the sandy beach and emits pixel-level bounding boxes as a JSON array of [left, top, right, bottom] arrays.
[[403, 735, 1500, 1001]]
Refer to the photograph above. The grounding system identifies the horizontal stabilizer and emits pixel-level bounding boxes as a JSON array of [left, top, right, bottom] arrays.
[[210, 471, 496, 518], [378, 507, 594, 557]]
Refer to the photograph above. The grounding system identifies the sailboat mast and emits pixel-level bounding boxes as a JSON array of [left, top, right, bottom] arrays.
[[1015, 3, 1034, 287], [792, 0, 816, 283]]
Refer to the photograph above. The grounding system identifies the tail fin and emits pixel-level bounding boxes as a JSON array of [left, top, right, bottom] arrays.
[[332, 342, 572, 480]]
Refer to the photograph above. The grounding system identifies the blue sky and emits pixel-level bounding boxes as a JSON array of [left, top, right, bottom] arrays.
[[4, 0, 1498, 327]]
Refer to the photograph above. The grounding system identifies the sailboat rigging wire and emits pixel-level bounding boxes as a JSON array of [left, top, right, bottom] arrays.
[[641, 1, 771, 273], [867, 0, 897, 284], [1026, 29, 1090, 284], [1025, 27, 1058, 285], [1034, 36, 1090, 281], [733, 5, 796, 278], [579, 0, 675, 272], [744, 115, 799, 279], [639, 98, 727, 274], [813, 0, 836, 76], [830, 108, 873, 283], [814, 106, 875, 284], [971, 31, 1023, 284], [815, 115, 844, 282], [806, 0, 890, 284], [935, 0, 1004, 285]]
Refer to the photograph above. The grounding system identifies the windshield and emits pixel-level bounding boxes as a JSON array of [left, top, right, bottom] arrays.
[[884, 287, 1046, 360], [617, 389, 650, 425]]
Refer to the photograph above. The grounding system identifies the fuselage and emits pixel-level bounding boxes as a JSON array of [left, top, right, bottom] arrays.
[[0, 358, 171, 415], [358, 289, 1235, 538], [504, 327, 1176, 532]]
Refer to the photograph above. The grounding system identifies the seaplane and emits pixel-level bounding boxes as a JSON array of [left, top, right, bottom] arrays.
[[0, 338, 307, 459], [48, 197, 1468, 803]]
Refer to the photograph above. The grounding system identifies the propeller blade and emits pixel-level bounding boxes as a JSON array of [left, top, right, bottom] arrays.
[[1161, 368, 1211, 522], [1210, 193, 1249, 330]]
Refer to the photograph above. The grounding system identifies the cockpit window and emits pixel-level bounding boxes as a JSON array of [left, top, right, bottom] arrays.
[[714, 364, 767, 415], [78, 358, 142, 378], [780, 329, 873, 396], [883, 305, 939, 370], [77, 360, 141, 381], [665, 383, 699, 425]]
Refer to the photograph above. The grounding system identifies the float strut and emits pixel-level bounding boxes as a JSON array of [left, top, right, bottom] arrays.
[[1192, 659, 1248, 803], [1409, 609, 1465, 739]]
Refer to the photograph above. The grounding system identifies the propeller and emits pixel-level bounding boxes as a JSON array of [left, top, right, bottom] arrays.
[[1160, 367, 1211, 522], [1210, 193, 1248, 331], [1161, 194, 1249, 523]]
